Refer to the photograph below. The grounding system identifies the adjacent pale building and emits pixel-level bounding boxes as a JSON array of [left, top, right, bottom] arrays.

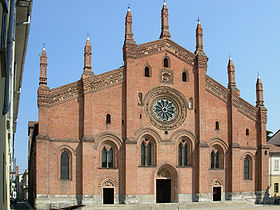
[[268, 130, 280, 202], [0, 1, 32, 209]]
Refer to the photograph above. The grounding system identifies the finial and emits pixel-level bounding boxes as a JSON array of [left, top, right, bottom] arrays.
[[229, 55, 232, 60], [43, 43, 46, 50], [258, 72, 260, 79], [197, 17, 200, 24], [164, 0, 166, 6], [87, 33, 90, 40], [128, 3, 130, 11]]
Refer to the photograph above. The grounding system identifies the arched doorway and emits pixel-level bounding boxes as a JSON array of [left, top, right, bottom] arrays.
[[210, 178, 223, 201], [100, 178, 118, 204], [155, 164, 177, 203]]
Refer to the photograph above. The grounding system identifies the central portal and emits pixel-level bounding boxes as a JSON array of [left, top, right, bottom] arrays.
[[156, 179, 171, 203]]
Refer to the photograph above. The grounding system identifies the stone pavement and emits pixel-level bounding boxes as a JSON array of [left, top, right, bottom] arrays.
[[77, 201, 280, 210]]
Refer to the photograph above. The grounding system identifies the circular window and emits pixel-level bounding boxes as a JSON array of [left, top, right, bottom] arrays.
[[153, 98, 177, 122], [144, 86, 187, 130]]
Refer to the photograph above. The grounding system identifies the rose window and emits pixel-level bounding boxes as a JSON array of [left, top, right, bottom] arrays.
[[153, 99, 177, 121]]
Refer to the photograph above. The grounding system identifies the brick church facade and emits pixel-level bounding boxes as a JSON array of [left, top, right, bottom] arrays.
[[28, 3, 269, 209]]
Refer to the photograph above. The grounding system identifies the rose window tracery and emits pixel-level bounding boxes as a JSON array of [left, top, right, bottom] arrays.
[[153, 99, 176, 121]]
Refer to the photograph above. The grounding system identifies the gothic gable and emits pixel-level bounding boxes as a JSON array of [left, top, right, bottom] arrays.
[[125, 39, 195, 66]]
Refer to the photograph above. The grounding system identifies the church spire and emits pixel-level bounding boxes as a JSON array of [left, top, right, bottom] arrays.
[[256, 75, 264, 107], [39, 47, 47, 86], [160, 0, 171, 39], [124, 5, 136, 45], [82, 35, 94, 77], [195, 18, 204, 53], [227, 56, 240, 95], [227, 56, 236, 89]]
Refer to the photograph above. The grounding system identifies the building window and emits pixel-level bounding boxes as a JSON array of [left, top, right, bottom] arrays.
[[106, 114, 111, 124], [61, 151, 70, 180], [215, 121, 219, 130], [102, 147, 114, 168], [215, 151, 220, 168], [244, 156, 252, 180], [144, 66, 150, 77], [163, 57, 169, 68], [211, 151, 215, 169], [210, 146, 223, 169], [275, 183, 279, 193], [182, 72, 188, 82], [138, 92, 143, 105], [141, 139, 153, 166], [246, 129, 249, 136], [178, 139, 192, 166], [275, 160, 279, 171], [188, 98, 193, 110]]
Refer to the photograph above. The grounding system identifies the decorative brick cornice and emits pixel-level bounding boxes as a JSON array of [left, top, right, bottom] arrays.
[[237, 98, 258, 121], [205, 75, 258, 122], [47, 67, 124, 107], [205, 76, 228, 103], [125, 39, 195, 66], [82, 67, 124, 95], [48, 81, 80, 107]]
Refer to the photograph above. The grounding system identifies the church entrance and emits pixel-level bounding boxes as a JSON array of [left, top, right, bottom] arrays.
[[213, 187, 221, 201], [103, 188, 114, 204], [156, 179, 171, 203]]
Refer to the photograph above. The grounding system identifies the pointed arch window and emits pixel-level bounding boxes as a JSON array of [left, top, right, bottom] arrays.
[[164, 57, 169, 68], [210, 146, 224, 169], [106, 114, 111, 124], [188, 98, 193, 110], [178, 138, 192, 166], [141, 139, 153, 166], [215, 121, 219, 130], [144, 67, 150, 77], [102, 146, 114, 168], [246, 129, 249, 136], [61, 151, 70, 180], [182, 72, 187, 82], [244, 156, 252, 180]]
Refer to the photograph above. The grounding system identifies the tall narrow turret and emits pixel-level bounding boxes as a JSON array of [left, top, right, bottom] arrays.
[[256, 75, 264, 107], [195, 19, 203, 54], [227, 56, 240, 94], [82, 35, 94, 77], [39, 47, 47, 86], [160, 0, 171, 39], [124, 6, 136, 45]]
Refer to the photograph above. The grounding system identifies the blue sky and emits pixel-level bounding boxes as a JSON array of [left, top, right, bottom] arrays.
[[15, 0, 280, 173]]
